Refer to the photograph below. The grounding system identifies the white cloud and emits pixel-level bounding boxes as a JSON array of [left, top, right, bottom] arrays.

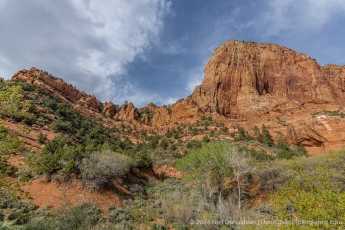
[[71, 0, 171, 76], [185, 68, 204, 93], [0, 0, 171, 104], [264, 0, 345, 35], [162, 97, 179, 105]]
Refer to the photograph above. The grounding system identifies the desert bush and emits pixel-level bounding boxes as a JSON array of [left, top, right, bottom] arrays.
[[53, 202, 102, 229], [147, 135, 161, 149], [255, 161, 290, 192], [26, 135, 78, 174], [234, 127, 253, 142], [3, 200, 36, 225], [261, 124, 274, 147], [37, 132, 47, 144], [160, 138, 169, 150], [276, 149, 298, 159], [185, 140, 201, 149], [202, 135, 210, 143], [0, 83, 28, 121], [244, 147, 273, 162], [107, 206, 131, 227], [254, 204, 274, 215], [77, 150, 130, 190], [149, 223, 168, 230], [160, 190, 197, 224]]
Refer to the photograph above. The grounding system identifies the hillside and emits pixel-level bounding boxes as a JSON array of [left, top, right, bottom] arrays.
[[12, 40, 345, 154], [1, 40, 345, 229]]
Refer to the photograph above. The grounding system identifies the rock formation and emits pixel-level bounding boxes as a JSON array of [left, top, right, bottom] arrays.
[[116, 102, 138, 120], [102, 102, 116, 116], [10, 41, 345, 154], [191, 40, 345, 118], [185, 40, 345, 153], [12, 67, 112, 113]]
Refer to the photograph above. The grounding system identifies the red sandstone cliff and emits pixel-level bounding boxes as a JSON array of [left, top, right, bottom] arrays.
[[191, 40, 345, 118], [189, 40, 345, 153], [12, 68, 116, 116]]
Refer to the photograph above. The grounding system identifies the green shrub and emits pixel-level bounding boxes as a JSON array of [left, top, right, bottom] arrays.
[[53, 202, 102, 229], [248, 148, 273, 161], [186, 140, 201, 149], [261, 124, 274, 147], [160, 139, 169, 150], [202, 135, 210, 143], [26, 135, 81, 175], [270, 167, 345, 229], [78, 150, 130, 190], [107, 207, 131, 224], [37, 132, 47, 144], [276, 150, 298, 159]]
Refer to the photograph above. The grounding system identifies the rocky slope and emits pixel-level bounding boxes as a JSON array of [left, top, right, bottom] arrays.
[[190, 40, 345, 153], [13, 68, 116, 116], [10, 40, 345, 153]]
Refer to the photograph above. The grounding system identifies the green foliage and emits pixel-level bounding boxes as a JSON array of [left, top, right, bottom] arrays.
[[26, 135, 80, 174], [252, 126, 262, 142], [276, 150, 298, 159], [0, 122, 25, 172], [160, 138, 169, 150], [77, 150, 130, 190], [323, 110, 345, 117], [0, 199, 36, 225], [37, 132, 47, 144], [246, 148, 274, 162], [139, 107, 154, 119], [0, 83, 28, 121], [107, 206, 131, 227], [177, 141, 233, 196], [147, 135, 161, 149], [261, 124, 274, 147], [0, 83, 29, 200], [23, 202, 102, 230], [270, 166, 345, 229], [186, 140, 201, 149], [202, 135, 210, 143], [233, 127, 253, 142]]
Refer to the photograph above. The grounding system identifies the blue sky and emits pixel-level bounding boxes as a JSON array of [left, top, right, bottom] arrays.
[[1, 0, 344, 107]]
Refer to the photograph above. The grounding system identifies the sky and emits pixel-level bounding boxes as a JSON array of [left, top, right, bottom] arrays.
[[1, 0, 344, 108]]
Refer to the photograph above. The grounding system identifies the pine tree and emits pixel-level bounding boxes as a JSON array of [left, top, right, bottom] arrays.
[[252, 126, 262, 142], [261, 124, 274, 147]]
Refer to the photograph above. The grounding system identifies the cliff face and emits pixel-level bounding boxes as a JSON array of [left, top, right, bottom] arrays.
[[189, 40, 345, 153], [191, 40, 345, 118], [12, 68, 116, 116]]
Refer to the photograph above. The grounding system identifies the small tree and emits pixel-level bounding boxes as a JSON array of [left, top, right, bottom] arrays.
[[252, 126, 262, 142], [37, 132, 48, 144], [226, 149, 252, 210], [78, 150, 130, 190], [177, 141, 233, 200], [261, 124, 274, 147]]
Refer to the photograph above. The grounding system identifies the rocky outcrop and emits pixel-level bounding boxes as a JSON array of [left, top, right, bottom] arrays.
[[117, 102, 138, 120], [102, 101, 116, 116], [148, 103, 171, 124], [12, 67, 113, 113], [191, 40, 345, 118], [171, 98, 201, 121]]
